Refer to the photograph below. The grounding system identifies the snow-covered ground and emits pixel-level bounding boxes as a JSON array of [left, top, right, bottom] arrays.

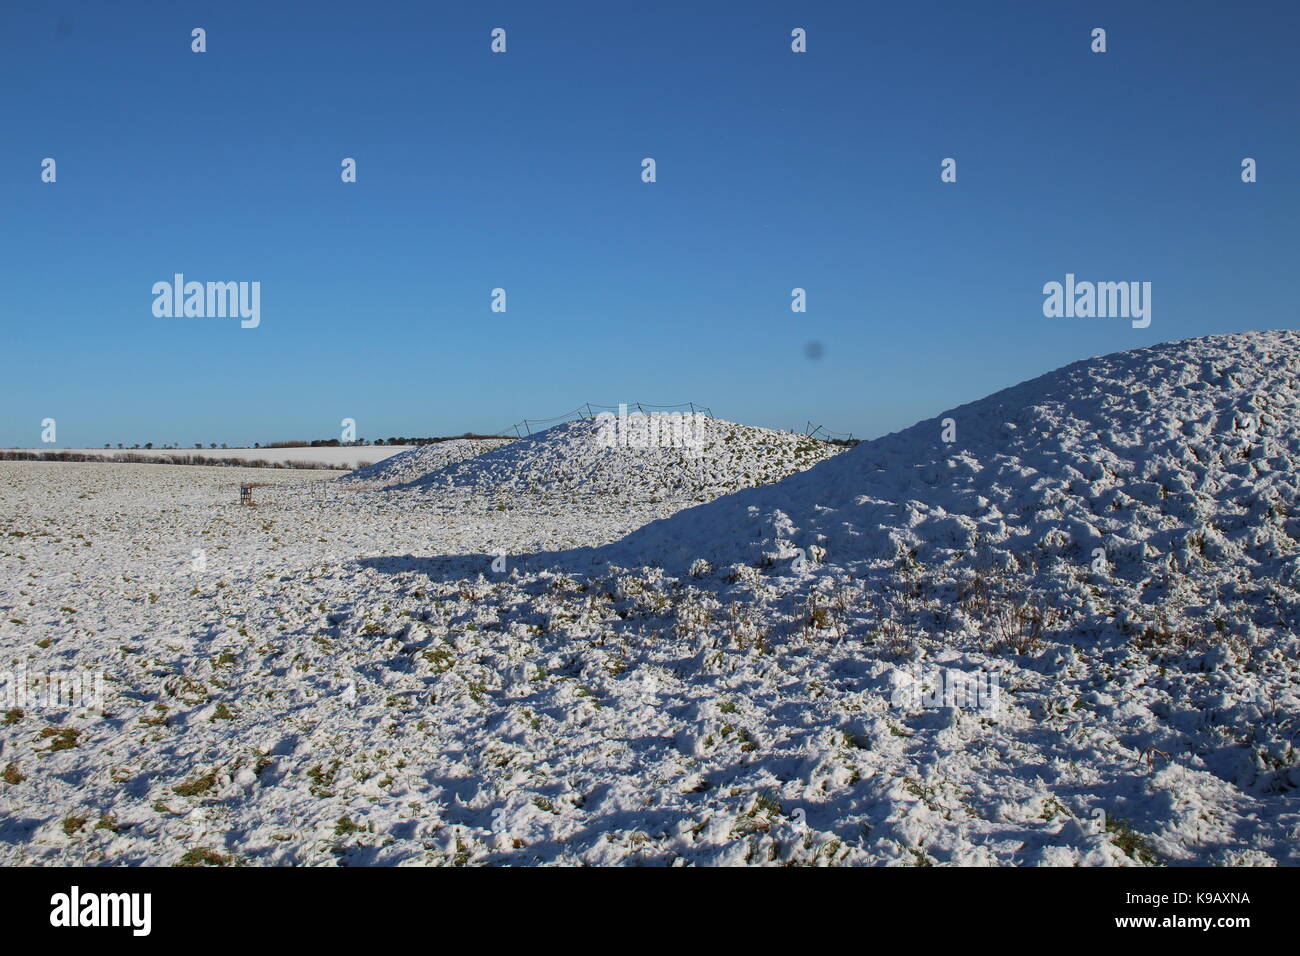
[[2, 446, 416, 469], [2, 333, 1298, 866]]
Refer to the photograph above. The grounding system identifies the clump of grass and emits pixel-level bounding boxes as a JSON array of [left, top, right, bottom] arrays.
[[211, 702, 235, 720], [804, 595, 833, 630], [751, 793, 782, 817], [422, 647, 454, 673], [177, 847, 231, 867], [2, 710, 23, 725], [1131, 617, 1210, 656], [1106, 817, 1158, 864], [334, 816, 366, 836], [907, 845, 934, 866], [140, 704, 170, 727], [36, 727, 81, 752], [61, 816, 88, 836], [172, 772, 217, 797], [307, 760, 341, 797], [734, 792, 783, 836], [2, 763, 25, 785], [988, 598, 1054, 655]]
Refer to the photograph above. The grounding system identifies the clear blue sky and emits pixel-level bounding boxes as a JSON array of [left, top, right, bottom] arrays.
[[3, 0, 1297, 447]]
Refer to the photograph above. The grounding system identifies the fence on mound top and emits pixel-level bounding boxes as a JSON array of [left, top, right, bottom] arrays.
[[493, 402, 716, 438], [803, 422, 859, 446]]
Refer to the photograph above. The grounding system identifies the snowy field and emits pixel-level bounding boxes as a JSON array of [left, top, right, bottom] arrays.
[[2, 333, 1298, 866], [2, 446, 417, 470]]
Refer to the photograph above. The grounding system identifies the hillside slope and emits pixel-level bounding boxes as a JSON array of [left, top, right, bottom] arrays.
[[605, 331, 1300, 587]]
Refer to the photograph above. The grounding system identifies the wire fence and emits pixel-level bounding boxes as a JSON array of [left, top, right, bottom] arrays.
[[803, 421, 859, 444], [492, 402, 716, 438]]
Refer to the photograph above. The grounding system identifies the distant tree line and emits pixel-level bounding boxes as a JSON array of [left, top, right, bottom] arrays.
[[0, 450, 346, 470], [92, 443, 232, 450], [263, 433, 508, 448]]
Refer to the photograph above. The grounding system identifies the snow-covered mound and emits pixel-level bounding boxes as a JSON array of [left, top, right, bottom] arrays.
[[607, 331, 1300, 580], [341, 438, 513, 487], [395, 417, 842, 499]]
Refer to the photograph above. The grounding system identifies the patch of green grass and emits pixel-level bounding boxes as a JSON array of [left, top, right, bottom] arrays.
[[61, 816, 88, 836]]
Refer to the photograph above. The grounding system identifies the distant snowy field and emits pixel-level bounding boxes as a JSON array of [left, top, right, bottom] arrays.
[[2, 446, 416, 469], [2, 337, 1298, 866]]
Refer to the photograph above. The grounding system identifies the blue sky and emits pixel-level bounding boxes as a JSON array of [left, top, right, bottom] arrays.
[[2, 0, 1297, 447]]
